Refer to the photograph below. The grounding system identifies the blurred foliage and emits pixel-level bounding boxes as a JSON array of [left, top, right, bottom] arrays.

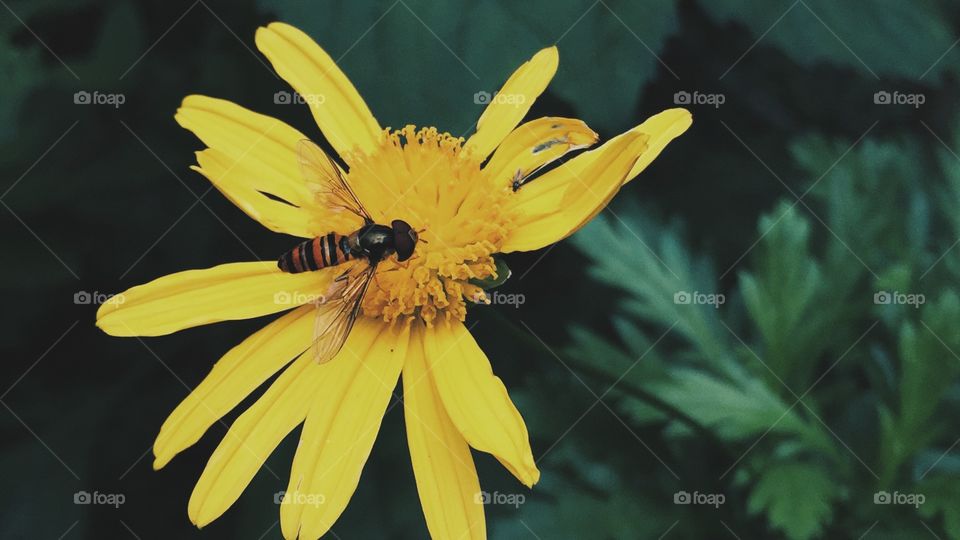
[[2, 0, 960, 539], [260, 0, 680, 132], [703, 0, 958, 80], [554, 128, 960, 538]]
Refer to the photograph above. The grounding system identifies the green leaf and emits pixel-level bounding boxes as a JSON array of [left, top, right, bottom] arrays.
[[792, 136, 930, 277], [701, 0, 956, 79], [747, 462, 837, 540], [918, 475, 960, 539], [571, 207, 737, 377], [651, 368, 822, 446], [506, 0, 679, 130], [739, 203, 837, 385], [880, 292, 960, 481], [258, 0, 678, 133]]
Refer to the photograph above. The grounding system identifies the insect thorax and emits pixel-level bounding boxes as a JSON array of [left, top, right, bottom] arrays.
[[353, 223, 395, 263]]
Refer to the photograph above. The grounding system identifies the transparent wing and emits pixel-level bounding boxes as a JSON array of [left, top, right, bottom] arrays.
[[297, 138, 372, 222], [309, 261, 377, 364], [512, 161, 558, 191]]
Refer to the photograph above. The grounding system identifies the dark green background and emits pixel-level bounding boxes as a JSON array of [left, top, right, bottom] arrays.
[[3, 0, 960, 538]]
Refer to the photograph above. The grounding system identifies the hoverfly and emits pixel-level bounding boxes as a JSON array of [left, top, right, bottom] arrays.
[[277, 139, 420, 364]]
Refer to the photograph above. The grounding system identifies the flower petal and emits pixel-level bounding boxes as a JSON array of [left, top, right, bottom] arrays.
[[153, 305, 314, 470], [187, 349, 322, 527], [501, 132, 649, 253], [176, 95, 320, 238], [404, 323, 485, 540], [96, 262, 336, 337], [425, 320, 539, 487], [620, 108, 692, 184], [482, 117, 598, 190], [280, 320, 408, 540], [255, 22, 382, 158], [464, 47, 559, 161]]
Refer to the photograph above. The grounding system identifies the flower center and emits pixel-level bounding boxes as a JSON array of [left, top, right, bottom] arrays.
[[344, 126, 514, 326]]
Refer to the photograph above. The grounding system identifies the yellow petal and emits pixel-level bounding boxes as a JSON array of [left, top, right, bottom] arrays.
[[425, 320, 539, 487], [153, 305, 314, 470], [620, 108, 692, 184], [501, 132, 649, 253], [281, 320, 408, 540], [404, 322, 485, 540], [255, 22, 382, 159], [482, 117, 598, 190], [96, 262, 336, 337], [464, 47, 559, 161], [175, 95, 320, 238], [188, 349, 322, 527]]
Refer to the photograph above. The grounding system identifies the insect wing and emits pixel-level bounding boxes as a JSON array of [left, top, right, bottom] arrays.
[[309, 262, 376, 364], [297, 139, 372, 222]]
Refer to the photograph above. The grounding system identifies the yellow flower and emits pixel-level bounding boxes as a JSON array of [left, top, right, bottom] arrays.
[[96, 22, 690, 540]]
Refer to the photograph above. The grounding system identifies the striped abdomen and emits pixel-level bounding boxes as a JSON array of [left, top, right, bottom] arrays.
[[278, 233, 353, 273]]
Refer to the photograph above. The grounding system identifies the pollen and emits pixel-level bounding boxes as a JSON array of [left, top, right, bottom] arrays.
[[344, 125, 515, 326]]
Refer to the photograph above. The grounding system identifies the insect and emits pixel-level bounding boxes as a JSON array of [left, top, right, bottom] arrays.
[[510, 136, 576, 192], [277, 139, 420, 364], [510, 169, 525, 192]]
